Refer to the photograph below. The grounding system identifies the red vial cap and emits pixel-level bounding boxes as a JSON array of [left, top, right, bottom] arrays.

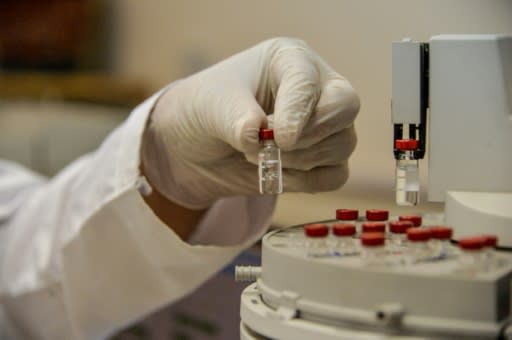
[[480, 235, 498, 247], [332, 223, 356, 237], [362, 222, 386, 233], [395, 139, 418, 150], [361, 232, 385, 247], [407, 227, 432, 242], [336, 209, 359, 221], [366, 209, 389, 221], [304, 223, 329, 238], [429, 226, 453, 240], [399, 215, 422, 227], [389, 220, 414, 234], [458, 236, 486, 250], [259, 128, 274, 140]]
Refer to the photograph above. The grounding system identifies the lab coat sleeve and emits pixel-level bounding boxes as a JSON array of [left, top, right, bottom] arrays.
[[0, 90, 276, 340]]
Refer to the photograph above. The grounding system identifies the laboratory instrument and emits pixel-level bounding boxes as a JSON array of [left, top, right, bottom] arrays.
[[237, 212, 512, 339], [237, 34, 512, 339]]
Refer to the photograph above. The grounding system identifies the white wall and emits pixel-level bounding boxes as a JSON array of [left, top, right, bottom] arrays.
[[109, 0, 512, 225], [0, 102, 127, 176]]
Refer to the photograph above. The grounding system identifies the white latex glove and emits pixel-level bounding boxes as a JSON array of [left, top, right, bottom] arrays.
[[142, 38, 360, 209]]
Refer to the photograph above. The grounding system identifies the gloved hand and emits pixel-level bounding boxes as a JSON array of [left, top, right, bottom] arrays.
[[141, 38, 360, 209]]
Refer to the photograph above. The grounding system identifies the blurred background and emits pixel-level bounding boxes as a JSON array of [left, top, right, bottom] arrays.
[[1, 0, 512, 227]]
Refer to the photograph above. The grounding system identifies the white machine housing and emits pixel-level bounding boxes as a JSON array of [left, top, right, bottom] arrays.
[[238, 223, 512, 339], [392, 35, 512, 246], [238, 34, 512, 340], [428, 35, 512, 199]]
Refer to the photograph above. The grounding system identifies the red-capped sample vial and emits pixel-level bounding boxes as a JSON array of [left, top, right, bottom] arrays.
[[366, 209, 389, 221], [429, 226, 454, 258], [480, 235, 498, 271], [395, 139, 419, 206], [389, 220, 414, 247], [332, 223, 357, 254], [458, 236, 486, 275], [362, 222, 386, 233], [304, 223, 330, 257], [336, 209, 359, 221], [258, 128, 282, 195], [360, 232, 387, 267], [399, 215, 422, 227], [406, 228, 432, 263]]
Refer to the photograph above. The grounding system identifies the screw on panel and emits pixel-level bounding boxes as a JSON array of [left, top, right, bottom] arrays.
[[375, 303, 406, 327]]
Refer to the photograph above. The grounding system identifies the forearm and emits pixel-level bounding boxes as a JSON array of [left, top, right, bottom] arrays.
[[0, 91, 274, 339], [140, 164, 207, 241], [139, 86, 208, 240]]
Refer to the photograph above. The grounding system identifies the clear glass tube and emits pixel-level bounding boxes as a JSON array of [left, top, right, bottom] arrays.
[[482, 246, 497, 272], [458, 249, 484, 276], [362, 245, 387, 267], [481, 236, 499, 272], [360, 233, 388, 266], [406, 241, 432, 264], [306, 237, 329, 257], [430, 239, 456, 259], [388, 234, 408, 266], [456, 237, 487, 276], [395, 150, 419, 206], [334, 236, 356, 255], [258, 139, 282, 194], [390, 233, 407, 248]]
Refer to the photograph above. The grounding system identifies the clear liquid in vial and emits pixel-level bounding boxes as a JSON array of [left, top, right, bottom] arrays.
[[396, 160, 419, 205], [259, 160, 282, 194]]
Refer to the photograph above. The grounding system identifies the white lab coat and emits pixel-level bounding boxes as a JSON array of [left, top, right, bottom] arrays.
[[0, 91, 275, 340]]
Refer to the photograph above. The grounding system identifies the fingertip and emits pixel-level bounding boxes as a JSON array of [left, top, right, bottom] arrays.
[[342, 85, 361, 122]]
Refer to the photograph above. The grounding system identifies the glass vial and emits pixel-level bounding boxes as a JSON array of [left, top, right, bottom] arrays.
[[398, 215, 422, 227], [429, 226, 455, 259], [258, 128, 282, 194], [395, 139, 419, 206], [336, 209, 359, 222], [389, 220, 414, 248], [304, 224, 330, 257], [332, 223, 357, 255], [481, 235, 498, 272], [457, 236, 486, 276], [360, 232, 387, 267], [365, 209, 389, 221], [362, 222, 386, 234], [406, 227, 432, 264]]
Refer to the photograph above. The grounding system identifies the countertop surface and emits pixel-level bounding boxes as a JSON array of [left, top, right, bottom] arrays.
[[272, 171, 444, 228]]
